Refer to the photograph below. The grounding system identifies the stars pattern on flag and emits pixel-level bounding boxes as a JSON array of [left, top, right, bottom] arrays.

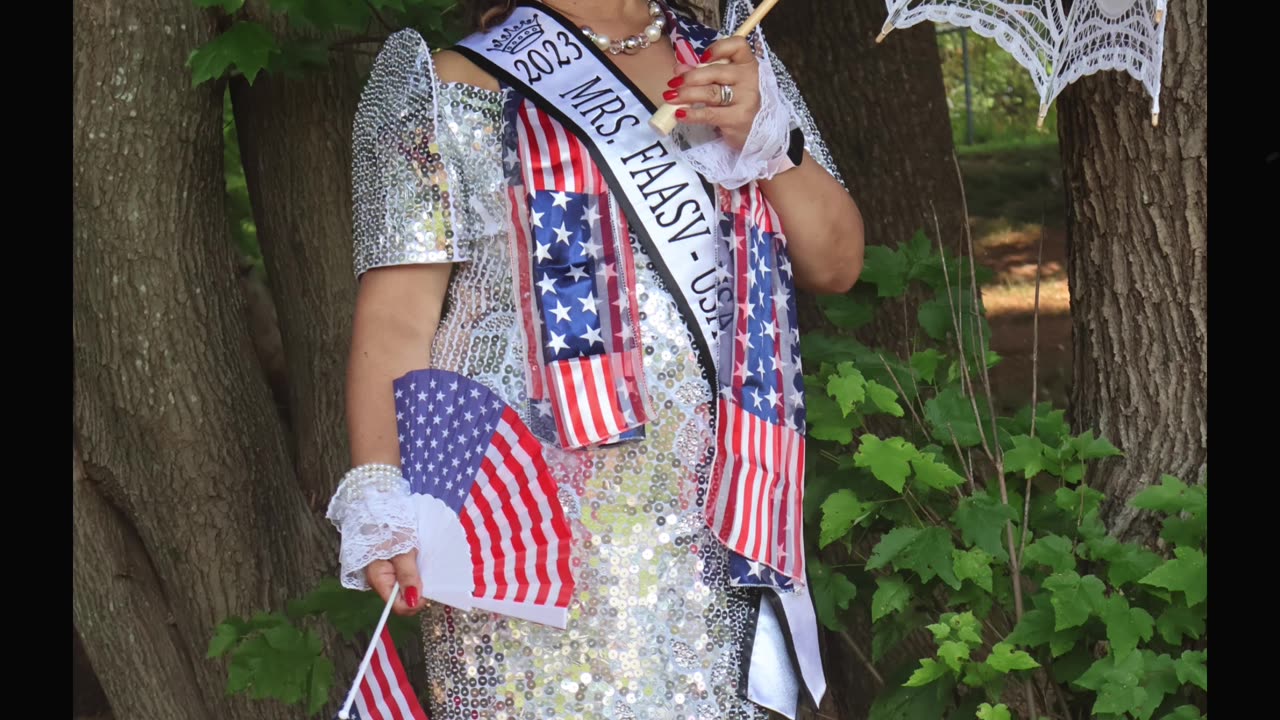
[[394, 374, 501, 511]]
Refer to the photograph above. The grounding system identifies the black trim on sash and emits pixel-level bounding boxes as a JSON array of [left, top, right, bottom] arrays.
[[736, 587, 763, 702], [452, 4, 720, 424]]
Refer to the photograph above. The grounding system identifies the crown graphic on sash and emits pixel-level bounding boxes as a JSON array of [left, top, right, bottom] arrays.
[[489, 15, 545, 54]]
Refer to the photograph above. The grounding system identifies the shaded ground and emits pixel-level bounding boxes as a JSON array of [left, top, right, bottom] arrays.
[[958, 140, 1072, 415]]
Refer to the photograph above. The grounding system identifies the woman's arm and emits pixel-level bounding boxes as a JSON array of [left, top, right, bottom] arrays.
[[757, 155, 864, 294], [346, 264, 452, 616]]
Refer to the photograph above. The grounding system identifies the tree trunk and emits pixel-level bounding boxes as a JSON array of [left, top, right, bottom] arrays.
[[73, 1, 335, 716], [1057, 0, 1207, 545], [230, 1, 370, 514], [73, 626, 112, 719], [766, 2, 966, 350], [764, 6, 965, 719]]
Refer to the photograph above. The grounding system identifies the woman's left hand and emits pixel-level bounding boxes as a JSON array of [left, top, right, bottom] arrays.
[[664, 36, 761, 150]]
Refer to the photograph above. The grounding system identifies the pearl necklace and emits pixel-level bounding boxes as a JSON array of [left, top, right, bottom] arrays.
[[580, 2, 666, 55]]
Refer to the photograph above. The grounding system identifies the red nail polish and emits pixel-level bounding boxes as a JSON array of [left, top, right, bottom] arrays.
[[667, 76, 684, 88], [662, 89, 679, 101], [404, 586, 419, 608], [699, 49, 712, 63], [675, 109, 688, 120]]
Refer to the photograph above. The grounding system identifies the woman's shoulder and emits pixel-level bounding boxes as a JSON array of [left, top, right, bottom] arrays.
[[433, 48, 501, 94]]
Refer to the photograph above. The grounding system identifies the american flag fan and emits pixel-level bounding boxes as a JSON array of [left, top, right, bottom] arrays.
[[393, 368, 575, 628], [335, 623, 428, 720]]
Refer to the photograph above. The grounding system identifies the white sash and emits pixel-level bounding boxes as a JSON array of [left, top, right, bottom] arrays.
[[456, 1, 724, 374]]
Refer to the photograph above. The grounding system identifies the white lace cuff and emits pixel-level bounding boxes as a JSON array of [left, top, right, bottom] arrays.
[[325, 464, 419, 591], [677, 49, 795, 190]]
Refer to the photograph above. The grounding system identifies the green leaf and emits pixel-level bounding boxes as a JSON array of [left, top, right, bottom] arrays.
[[1130, 475, 1192, 513], [1101, 595, 1155, 661], [1161, 514, 1208, 549], [1134, 652, 1184, 720], [873, 610, 925, 663], [1024, 534, 1076, 574], [187, 21, 277, 85], [861, 244, 910, 298], [872, 575, 912, 623], [976, 703, 1012, 720], [869, 672, 953, 720], [925, 388, 989, 448], [896, 527, 962, 590], [985, 642, 1041, 673], [868, 527, 921, 571], [938, 641, 971, 673], [1160, 706, 1204, 720], [911, 349, 945, 385], [307, 655, 334, 715], [208, 622, 242, 659], [854, 435, 918, 492], [1085, 651, 1148, 716], [866, 380, 906, 417], [904, 659, 950, 687], [827, 363, 867, 415], [1070, 430, 1123, 460], [953, 548, 994, 592], [805, 389, 855, 445], [818, 293, 876, 330], [1139, 547, 1207, 607], [819, 489, 870, 549], [912, 452, 966, 491], [949, 612, 984, 645], [810, 560, 858, 631], [1006, 608, 1054, 648], [1043, 571, 1106, 631], [953, 494, 1016, 562], [1155, 605, 1206, 645], [1003, 435, 1047, 479], [194, 0, 246, 10], [269, 0, 371, 31], [1175, 650, 1207, 692]]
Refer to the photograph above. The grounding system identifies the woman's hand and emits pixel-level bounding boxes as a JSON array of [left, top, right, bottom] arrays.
[[664, 36, 761, 150], [366, 552, 425, 617]]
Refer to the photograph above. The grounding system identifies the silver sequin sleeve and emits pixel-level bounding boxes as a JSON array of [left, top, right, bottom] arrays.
[[352, 29, 469, 278]]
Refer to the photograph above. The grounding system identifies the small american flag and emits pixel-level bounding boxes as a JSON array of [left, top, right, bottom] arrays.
[[337, 626, 427, 720], [707, 189, 808, 584], [394, 368, 575, 625], [506, 98, 648, 449]]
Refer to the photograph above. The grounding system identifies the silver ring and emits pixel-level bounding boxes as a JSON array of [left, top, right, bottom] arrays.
[[718, 83, 734, 107]]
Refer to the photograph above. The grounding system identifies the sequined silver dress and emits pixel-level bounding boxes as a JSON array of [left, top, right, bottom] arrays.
[[353, 69, 771, 718]]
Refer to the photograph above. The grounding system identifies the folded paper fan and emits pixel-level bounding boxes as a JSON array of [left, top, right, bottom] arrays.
[[393, 368, 575, 628]]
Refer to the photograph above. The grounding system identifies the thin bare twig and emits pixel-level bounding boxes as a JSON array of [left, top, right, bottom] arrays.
[[878, 353, 927, 433], [839, 631, 886, 688], [944, 155, 1036, 720], [363, 0, 394, 32], [1018, 225, 1047, 567]]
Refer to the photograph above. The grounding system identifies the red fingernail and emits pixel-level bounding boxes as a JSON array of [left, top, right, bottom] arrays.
[[404, 586, 419, 608], [675, 109, 688, 120], [662, 89, 680, 101], [667, 76, 684, 88], [699, 49, 712, 63]]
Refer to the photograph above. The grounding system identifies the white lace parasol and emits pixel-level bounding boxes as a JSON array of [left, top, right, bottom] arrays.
[[877, 0, 1169, 126]]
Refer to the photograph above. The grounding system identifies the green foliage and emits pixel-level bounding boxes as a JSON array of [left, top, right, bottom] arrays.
[[937, 27, 1056, 147], [187, 0, 464, 86], [210, 579, 420, 716], [804, 233, 1207, 719]]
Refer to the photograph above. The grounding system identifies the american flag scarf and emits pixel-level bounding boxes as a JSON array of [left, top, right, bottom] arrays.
[[457, 1, 807, 584]]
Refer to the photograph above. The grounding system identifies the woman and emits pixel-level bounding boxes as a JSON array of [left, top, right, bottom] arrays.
[[327, 1, 864, 718]]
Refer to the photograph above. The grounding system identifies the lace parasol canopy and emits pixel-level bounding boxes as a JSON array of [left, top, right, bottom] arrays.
[[877, 0, 1169, 126]]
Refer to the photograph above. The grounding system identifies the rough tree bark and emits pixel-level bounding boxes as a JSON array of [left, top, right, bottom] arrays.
[[229, 0, 370, 512], [1057, 0, 1207, 545], [766, 1, 967, 352], [73, 1, 335, 716]]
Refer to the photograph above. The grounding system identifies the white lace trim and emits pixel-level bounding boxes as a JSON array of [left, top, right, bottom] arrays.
[[675, 49, 794, 190], [325, 464, 419, 591]]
